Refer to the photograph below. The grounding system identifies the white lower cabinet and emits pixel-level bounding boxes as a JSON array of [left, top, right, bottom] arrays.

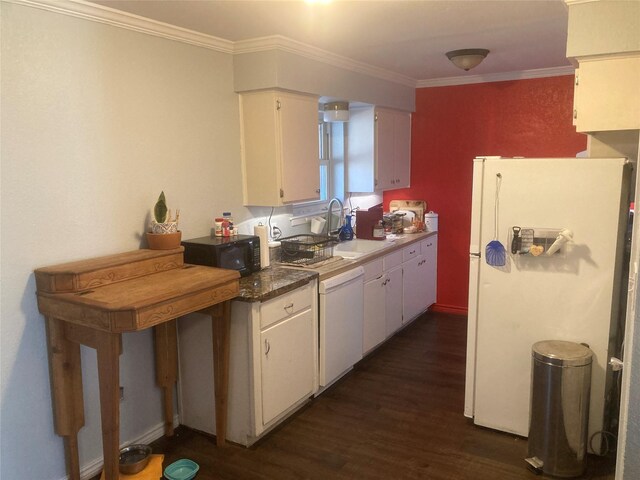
[[421, 236, 438, 309], [363, 259, 386, 354], [402, 234, 438, 324], [383, 250, 404, 336], [178, 280, 318, 446], [385, 265, 403, 335], [260, 308, 315, 425]]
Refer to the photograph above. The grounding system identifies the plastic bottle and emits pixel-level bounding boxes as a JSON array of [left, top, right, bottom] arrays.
[[222, 212, 233, 237]]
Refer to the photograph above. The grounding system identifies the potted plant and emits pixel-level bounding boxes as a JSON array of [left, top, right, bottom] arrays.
[[146, 191, 182, 249]]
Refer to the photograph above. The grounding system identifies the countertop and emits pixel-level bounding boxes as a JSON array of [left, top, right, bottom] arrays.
[[237, 266, 318, 302], [237, 231, 437, 301], [297, 231, 438, 281]]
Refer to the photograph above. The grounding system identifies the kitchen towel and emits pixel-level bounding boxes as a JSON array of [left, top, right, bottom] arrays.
[[254, 224, 269, 268]]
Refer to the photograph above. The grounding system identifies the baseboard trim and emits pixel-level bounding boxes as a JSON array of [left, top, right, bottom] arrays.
[[56, 414, 180, 480], [430, 304, 468, 316]]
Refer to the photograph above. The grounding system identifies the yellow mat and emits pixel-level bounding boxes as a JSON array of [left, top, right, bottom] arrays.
[[99, 454, 164, 480]]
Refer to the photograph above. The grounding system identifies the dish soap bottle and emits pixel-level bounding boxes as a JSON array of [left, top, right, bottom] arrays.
[[339, 214, 354, 241]]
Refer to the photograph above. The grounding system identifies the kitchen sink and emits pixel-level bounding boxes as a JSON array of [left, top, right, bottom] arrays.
[[333, 238, 395, 259]]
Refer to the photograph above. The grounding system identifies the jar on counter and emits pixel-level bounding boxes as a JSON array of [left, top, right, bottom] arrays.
[[214, 218, 224, 237], [373, 221, 385, 239]]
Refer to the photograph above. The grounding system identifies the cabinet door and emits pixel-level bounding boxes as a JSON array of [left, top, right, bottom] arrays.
[[240, 91, 281, 206], [279, 93, 320, 203], [421, 236, 438, 308], [402, 255, 424, 323], [385, 265, 403, 336], [240, 91, 319, 206], [375, 109, 395, 191], [574, 57, 640, 132], [260, 308, 314, 425], [363, 274, 387, 354], [347, 107, 376, 193], [393, 111, 411, 188]]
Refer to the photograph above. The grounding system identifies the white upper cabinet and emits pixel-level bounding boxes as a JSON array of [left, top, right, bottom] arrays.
[[347, 106, 411, 193], [240, 90, 320, 206], [573, 57, 640, 132], [566, 0, 640, 132]]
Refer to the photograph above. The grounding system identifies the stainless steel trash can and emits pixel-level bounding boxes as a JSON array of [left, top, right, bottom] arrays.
[[526, 340, 593, 478]]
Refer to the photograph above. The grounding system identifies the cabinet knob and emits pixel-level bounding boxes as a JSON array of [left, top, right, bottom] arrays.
[[284, 302, 294, 313], [573, 109, 578, 120], [264, 339, 271, 356], [315, 189, 321, 194]]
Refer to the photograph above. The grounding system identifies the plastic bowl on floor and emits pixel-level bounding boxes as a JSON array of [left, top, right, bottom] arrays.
[[163, 459, 200, 480]]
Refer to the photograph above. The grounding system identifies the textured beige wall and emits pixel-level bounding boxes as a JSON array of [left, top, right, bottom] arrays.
[[0, 2, 244, 478]]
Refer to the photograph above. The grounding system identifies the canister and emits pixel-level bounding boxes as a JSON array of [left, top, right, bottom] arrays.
[[425, 211, 438, 232], [214, 218, 224, 237]]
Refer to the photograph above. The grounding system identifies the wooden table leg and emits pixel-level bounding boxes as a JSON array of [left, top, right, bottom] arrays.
[[95, 331, 121, 480], [154, 319, 178, 436], [45, 317, 84, 480], [211, 300, 231, 447]]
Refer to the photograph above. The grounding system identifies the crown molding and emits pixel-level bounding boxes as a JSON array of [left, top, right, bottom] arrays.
[[4, 0, 235, 53], [6, 0, 576, 90], [564, 0, 599, 5], [415, 66, 576, 88], [233, 35, 417, 88]]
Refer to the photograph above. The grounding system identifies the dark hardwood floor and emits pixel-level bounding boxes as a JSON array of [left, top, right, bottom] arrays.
[[101, 312, 617, 479]]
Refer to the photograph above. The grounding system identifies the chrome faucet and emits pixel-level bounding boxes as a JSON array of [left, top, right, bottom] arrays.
[[325, 197, 344, 236]]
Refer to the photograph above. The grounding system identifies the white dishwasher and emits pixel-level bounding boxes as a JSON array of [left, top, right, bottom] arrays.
[[318, 266, 364, 388]]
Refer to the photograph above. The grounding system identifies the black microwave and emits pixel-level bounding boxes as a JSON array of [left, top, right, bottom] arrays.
[[181, 234, 261, 277]]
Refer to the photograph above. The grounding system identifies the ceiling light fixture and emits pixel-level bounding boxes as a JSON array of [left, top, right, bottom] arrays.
[[323, 101, 349, 122], [446, 48, 490, 71]]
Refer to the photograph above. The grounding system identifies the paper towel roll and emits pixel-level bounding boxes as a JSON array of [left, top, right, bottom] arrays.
[[254, 224, 269, 268]]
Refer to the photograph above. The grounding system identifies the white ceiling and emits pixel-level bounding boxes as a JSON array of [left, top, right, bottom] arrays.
[[91, 0, 572, 82]]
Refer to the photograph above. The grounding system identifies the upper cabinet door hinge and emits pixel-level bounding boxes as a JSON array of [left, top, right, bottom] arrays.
[[279, 188, 284, 198], [276, 100, 282, 111], [575, 74, 579, 86], [374, 113, 378, 122]]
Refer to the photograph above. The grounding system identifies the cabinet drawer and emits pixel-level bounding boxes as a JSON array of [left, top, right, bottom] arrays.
[[363, 258, 383, 282], [402, 243, 421, 262], [383, 250, 403, 270], [260, 283, 313, 330]]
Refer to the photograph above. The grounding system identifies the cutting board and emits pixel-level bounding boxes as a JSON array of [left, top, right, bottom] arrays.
[[389, 200, 427, 222]]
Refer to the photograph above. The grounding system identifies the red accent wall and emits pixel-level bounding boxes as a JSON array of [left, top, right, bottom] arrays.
[[384, 76, 587, 314]]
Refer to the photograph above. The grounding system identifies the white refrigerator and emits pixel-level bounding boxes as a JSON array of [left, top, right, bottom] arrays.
[[465, 156, 631, 451]]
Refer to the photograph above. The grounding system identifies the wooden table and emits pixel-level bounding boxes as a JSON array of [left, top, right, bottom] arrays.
[[35, 248, 240, 480]]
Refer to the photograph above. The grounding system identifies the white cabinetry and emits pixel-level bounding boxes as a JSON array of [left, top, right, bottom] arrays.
[[566, 0, 640, 132], [572, 56, 640, 132], [178, 281, 318, 446], [260, 308, 314, 425], [402, 235, 438, 324], [383, 250, 404, 336], [363, 258, 387, 354], [421, 236, 438, 309], [240, 90, 320, 205], [347, 106, 411, 193]]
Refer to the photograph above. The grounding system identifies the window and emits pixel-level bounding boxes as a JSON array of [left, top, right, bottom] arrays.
[[292, 118, 345, 217]]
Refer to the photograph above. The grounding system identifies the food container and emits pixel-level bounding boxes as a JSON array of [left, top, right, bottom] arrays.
[[425, 211, 438, 232], [214, 218, 224, 237], [119, 444, 152, 475]]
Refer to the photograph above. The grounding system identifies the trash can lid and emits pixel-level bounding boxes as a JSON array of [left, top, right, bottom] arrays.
[[532, 340, 593, 367]]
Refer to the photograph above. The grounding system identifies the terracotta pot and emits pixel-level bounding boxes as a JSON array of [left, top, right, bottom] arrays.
[[146, 231, 182, 250]]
